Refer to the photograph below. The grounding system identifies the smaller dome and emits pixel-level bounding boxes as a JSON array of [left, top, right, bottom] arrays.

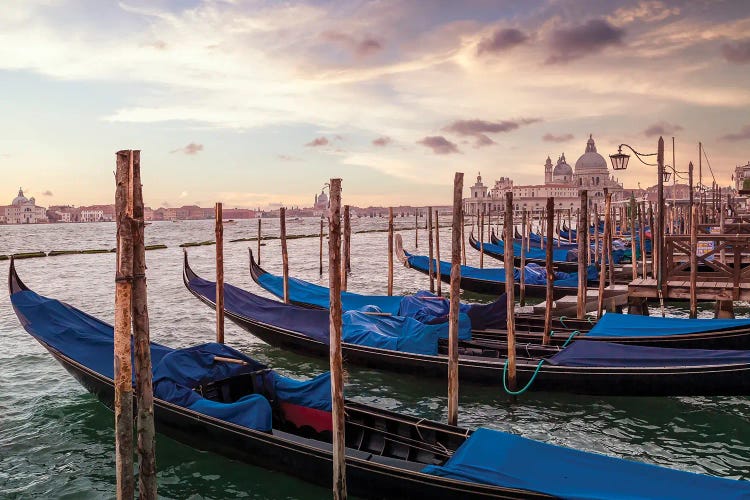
[[12, 188, 28, 206], [317, 190, 328, 203], [553, 154, 573, 177]]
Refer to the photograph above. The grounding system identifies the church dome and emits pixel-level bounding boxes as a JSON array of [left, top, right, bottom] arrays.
[[12, 188, 28, 206], [553, 154, 573, 177], [574, 135, 608, 173]]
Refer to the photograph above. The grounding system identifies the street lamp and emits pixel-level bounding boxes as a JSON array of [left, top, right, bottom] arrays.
[[609, 137, 667, 307]]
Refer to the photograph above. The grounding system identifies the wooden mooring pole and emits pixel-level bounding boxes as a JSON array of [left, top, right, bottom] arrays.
[[689, 204, 698, 318], [543, 197, 554, 345], [504, 191, 516, 394], [597, 192, 612, 319], [131, 151, 157, 499], [257, 218, 262, 265], [479, 211, 484, 269], [215, 203, 225, 343], [447, 173, 463, 426], [342, 205, 350, 290], [388, 207, 394, 296], [435, 209, 442, 296], [114, 150, 135, 499], [630, 195, 637, 280], [280, 206, 289, 304], [319, 217, 324, 275], [461, 208, 467, 266], [427, 207, 435, 293], [577, 190, 588, 319], [519, 210, 527, 306], [415, 209, 419, 249], [327, 178, 347, 500]]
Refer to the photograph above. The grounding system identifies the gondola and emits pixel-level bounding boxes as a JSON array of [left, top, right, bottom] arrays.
[[10, 262, 750, 499], [184, 253, 750, 396], [471, 232, 582, 273], [249, 251, 750, 350], [397, 234, 588, 299], [249, 248, 584, 334]]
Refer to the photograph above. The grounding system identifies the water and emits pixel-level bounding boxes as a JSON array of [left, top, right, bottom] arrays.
[[1, 218, 749, 498]]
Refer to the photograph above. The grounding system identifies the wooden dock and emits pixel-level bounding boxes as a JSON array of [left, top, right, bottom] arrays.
[[629, 278, 750, 301]]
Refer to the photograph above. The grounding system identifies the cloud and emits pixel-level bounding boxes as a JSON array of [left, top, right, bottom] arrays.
[[443, 118, 540, 147], [372, 136, 392, 147], [477, 28, 528, 55], [643, 121, 683, 137], [171, 142, 203, 155], [321, 30, 383, 57], [546, 19, 625, 64], [542, 133, 574, 143], [417, 136, 460, 155], [719, 124, 750, 142], [721, 39, 750, 64], [305, 137, 329, 147], [143, 40, 167, 50], [608, 1, 681, 24], [41, 190, 53, 196]]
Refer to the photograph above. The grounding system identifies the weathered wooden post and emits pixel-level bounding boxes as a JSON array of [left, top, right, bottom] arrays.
[[639, 202, 647, 278], [280, 206, 289, 303], [114, 150, 135, 499], [461, 208, 467, 266], [447, 173, 463, 426], [215, 203, 225, 343], [519, 210, 527, 306], [388, 207, 394, 296], [577, 191, 588, 319], [543, 197, 555, 345], [327, 178, 347, 500], [342, 205, 350, 290], [479, 211, 484, 269], [689, 204, 698, 319], [630, 195, 637, 280], [435, 209, 442, 296], [319, 217, 324, 275], [597, 192, 612, 318], [415, 209, 419, 249], [504, 192, 517, 393], [427, 207, 435, 293], [257, 218, 262, 265], [130, 151, 157, 499]]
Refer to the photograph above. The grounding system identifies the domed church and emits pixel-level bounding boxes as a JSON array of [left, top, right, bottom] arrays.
[[464, 134, 625, 216], [1, 188, 48, 224]]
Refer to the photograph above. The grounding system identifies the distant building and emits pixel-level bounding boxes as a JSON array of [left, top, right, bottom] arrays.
[[464, 135, 625, 215], [0, 188, 47, 224], [734, 161, 750, 191]]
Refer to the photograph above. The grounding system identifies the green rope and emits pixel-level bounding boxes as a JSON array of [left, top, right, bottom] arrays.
[[587, 316, 594, 325], [561, 330, 580, 348], [558, 316, 567, 329], [503, 359, 545, 396]]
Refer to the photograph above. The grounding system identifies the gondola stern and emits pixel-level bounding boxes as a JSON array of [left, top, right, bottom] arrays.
[[248, 248, 269, 284], [394, 233, 409, 267]]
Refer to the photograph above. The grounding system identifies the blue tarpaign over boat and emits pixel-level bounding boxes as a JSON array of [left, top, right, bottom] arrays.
[[188, 275, 464, 355], [588, 313, 750, 338], [10, 289, 331, 432], [253, 263, 508, 330], [405, 251, 593, 286], [423, 427, 750, 499], [548, 340, 750, 367]]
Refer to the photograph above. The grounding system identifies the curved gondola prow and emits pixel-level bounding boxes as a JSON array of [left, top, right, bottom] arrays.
[[8, 257, 29, 296], [394, 233, 409, 267], [248, 248, 269, 285], [182, 249, 200, 288]]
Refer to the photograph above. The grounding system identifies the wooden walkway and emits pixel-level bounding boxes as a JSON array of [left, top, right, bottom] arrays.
[[628, 278, 750, 301]]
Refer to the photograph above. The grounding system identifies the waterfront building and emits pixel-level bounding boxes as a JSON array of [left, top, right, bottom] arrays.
[[734, 161, 750, 191], [464, 135, 625, 215], [0, 188, 47, 224]]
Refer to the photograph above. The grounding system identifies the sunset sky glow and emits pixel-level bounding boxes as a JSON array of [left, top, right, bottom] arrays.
[[2, 0, 749, 208]]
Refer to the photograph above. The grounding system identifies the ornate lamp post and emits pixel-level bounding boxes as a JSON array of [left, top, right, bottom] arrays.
[[609, 138, 667, 293]]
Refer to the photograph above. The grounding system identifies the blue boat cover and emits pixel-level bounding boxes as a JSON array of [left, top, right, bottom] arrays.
[[405, 252, 592, 287], [423, 427, 750, 499], [188, 276, 459, 355], [10, 289, 331, 432], [479, 238, 574, 262], [255, 271, 486, 330], [588, 313, 750, 338], [548, 340, 750, 367]]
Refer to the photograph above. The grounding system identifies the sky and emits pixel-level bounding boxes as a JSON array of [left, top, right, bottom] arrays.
[[1, 0, 749, 209]]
